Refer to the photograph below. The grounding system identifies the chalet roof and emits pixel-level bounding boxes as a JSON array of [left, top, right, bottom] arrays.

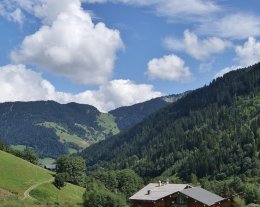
[[129, 183, 191, 201], [181, 187, 224, 206], [44, 164, 57, 170]]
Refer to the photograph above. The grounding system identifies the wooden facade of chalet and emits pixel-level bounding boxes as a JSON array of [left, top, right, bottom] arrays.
[[129, 183, 233, 207]]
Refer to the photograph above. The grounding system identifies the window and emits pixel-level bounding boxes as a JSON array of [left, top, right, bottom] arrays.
[[179, 195, 187, 204], [171, 197, 177, 204]]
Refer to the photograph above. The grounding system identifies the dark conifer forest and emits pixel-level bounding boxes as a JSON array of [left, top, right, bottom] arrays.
[[81, 64, 260, 204]]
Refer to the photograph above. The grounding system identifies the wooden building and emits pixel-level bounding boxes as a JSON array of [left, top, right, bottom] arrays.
[[129, 183, 233, 207]]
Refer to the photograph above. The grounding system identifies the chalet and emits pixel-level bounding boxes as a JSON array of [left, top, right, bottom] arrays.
[[43, 164, 57, 171], [129, 182, 233, 207]]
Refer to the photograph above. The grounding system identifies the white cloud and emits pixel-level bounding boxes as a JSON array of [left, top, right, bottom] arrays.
[[214, 37, 260, 79], [8, 8, 24, 24], [0, 64, 56, 102], [76, 79, 162, 111], [0, 0, 58, 23], [33, 0, 85, 24], [214, 65, 241, 79], [164, 30, 231, 61], [147, 54, 192, 81], [235, 37, 260, 67], [0, 65, 161, 112], [199, 13, 260, 40], [84, 0, 220, 22], [11, 0, 124, 85], [152, 0, 220, 22], [0, 2, 24, 24]]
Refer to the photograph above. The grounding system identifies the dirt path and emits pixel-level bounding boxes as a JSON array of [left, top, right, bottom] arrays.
[[22, 178, 54, 200]]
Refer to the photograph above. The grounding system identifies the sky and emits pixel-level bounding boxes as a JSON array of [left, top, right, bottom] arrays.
[[1, 0, 260, 112]]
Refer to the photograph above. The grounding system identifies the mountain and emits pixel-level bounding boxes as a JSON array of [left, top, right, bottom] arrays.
[[0, 101, 119, 158], [110, 93, 187, 131], [0, 94, 183, 159], [0, 150, 85, 206], [81, 63, 260, 182]]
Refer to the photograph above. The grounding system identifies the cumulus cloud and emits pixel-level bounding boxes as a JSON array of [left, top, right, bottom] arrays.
[[147, 54, 192, 81], [164, 30, 231, 60], [11, 0, 124, 85], [76, 79, 162, 111], [199, 13, 260, 40], [0, 65, 161, 112], [214, 65, 241, 79], [235, 37, 260, 67], [33, 0, 86, 24], [0, 64, 56, 102]]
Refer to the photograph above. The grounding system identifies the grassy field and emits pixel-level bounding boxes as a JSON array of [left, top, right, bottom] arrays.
[[0, 196, 41, 207], [75, 123, 105, 143], [0, 150, 85, 206], [0, 150, 53, 196], [30, 182, 85, 206], [96, 113, 120, 135], [39, 117, 119, 154], [38, 122, 88, 149]]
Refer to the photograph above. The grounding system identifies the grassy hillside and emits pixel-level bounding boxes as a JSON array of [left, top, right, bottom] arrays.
[[0, 150, 84, 206], [0, 150, 52, 196], [97, 113, 120, 135], [30, 182, 85, 205], [38, 121, 89, 153]]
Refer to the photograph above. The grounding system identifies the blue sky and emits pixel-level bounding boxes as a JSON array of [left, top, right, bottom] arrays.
[[0, 0, 260, 111]]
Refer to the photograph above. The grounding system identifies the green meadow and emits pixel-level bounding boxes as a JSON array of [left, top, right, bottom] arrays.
[[0, 150, 85, 206]]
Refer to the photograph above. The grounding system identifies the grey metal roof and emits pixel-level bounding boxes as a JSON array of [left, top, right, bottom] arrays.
[[129, 183, 190, 201], [44, 164, 57, 169], [181, 187, 224, 206]]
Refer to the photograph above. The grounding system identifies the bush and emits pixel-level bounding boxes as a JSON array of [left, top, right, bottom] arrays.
[[244, 184, 260, 204], [83, 178, 127, 207], [233, 197, 245, 207], [116, 169, 143, 198], [54, 173, 68, 189], [56, 155, 86, 186]]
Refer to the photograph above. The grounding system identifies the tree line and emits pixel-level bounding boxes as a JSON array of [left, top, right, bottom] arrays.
[[54, 155, 143, 207], [81, 63, 260, 205], [0, 139, 38, 164]]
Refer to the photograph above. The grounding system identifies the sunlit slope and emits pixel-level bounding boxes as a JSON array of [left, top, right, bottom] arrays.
[[0, 150, 52, 196], [0, 150, 85, 206], [31, 182, 85, 205]]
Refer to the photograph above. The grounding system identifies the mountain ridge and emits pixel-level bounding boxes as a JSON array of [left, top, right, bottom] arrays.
[[109, 92, 187, 131], [0, 94, 183, 159], [81, 63, 260, 182]]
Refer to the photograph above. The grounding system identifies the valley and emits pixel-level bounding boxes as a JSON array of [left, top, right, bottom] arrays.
[[0, 64, 259, 207]]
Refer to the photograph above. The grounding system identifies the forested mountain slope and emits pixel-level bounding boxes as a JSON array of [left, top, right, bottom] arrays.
[[0, 101, 119, 158], [110, 93, 186, 131], [82, 63, 260, 181], [0, 94, 181, 159]]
